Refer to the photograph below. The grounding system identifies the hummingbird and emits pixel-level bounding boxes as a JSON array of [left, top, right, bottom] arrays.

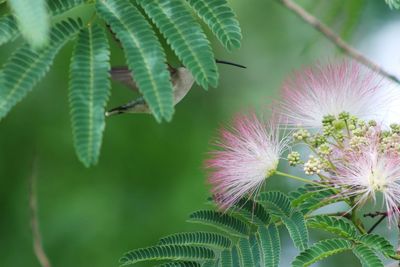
[[106, 60, 246, 116]]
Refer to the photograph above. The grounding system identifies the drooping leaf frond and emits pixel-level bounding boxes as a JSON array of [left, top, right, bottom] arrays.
[[0, 18, 83, 120], [158, 232, 232, 249], [188, 210, 250, 237], [137, 0, 218, 89], [307, 215, 358, 239], [96, 0, 174, 122], [0, 15, 18, 46], [119, 245, 215, 266], [353, 245, 384, 267], [186, 0, 242, 51], [282, 211, 309, 251], [48, 0, 87, 16], [258, 224, 280, 267], [69, 23, 110, 167], [8, 0, 50, 48], [292, 238, 353, 267]]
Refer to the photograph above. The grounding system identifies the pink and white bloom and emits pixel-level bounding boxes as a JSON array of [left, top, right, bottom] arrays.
[[332, 138, 400, 220], [205, 113, 288, 210], [280, 60, 400, 128]]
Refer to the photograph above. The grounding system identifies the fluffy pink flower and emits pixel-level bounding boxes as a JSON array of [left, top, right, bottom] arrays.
[[332, 137, 400, 220], [280, 60, 400, 128], [205, 113, 287, 210]]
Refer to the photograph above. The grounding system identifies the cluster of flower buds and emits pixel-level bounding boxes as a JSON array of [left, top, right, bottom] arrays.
[[206, 60, 400, 219]]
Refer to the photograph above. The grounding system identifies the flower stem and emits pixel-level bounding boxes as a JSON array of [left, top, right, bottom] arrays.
[[274, 171, 324, 186], [350, 198, 367, 234]]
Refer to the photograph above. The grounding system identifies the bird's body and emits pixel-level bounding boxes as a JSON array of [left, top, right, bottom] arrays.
[[106, 65, 195, 116], [106, 60, 245, 117]]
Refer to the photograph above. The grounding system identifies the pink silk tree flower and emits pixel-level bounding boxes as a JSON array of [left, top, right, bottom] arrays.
[[332, 138, 400, 221], [205, 113, 288, 210], [280, 60, 400, 128]]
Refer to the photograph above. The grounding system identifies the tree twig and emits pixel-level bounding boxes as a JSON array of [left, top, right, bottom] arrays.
[[367, 214, 387, 234], [29, 159, 52, 267], [277, 0, 400, 84], [364, 211, 389, 218]]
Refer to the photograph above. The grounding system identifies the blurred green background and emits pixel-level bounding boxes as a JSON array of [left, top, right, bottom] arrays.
[[0, 1, 399, 266]]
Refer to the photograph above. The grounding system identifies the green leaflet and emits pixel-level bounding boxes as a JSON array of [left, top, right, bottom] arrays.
[[353, 245, 384, 267], [282, 211, 309, 251], [69, 23, 110, 167], [0, 15, 18, 46], [249, 234, 262, 267], [0, 18, 83, 120], [219, 248, 233, 267], [292, 238, 353, 267], [158, 231, 232, 249], [48, 0, 87, 16], [8, 0, 50, 48], [96, 0, 174, 122], [237, 237, 254, 266], [186, 0, 241, 51], [0, 0, 86, 48], [307, 215, 358, 239], [258, 224, 280, 267], [385, 0, 400, 9], [119, 245, 215, 266], [137, 0, 218, 89], [187, 210, 249, 238]]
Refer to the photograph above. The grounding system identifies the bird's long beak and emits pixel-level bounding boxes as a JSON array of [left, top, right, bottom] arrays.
[[215, 59, 246, 69]]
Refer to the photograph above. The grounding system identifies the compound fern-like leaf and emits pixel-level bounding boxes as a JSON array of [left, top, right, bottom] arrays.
[[96, 0, 174, 122], [386, 0, 400, 9], [357, 234, 396, 257], [232, 198, 270, 226], [188, 210, 249, 238], [237, 237, 254, 267], [292, 238, 353, 267], [0, 18, 83, 120], [48, 0, 86, 16], [69, 23, 110, 167], [219, 248, 233, 267], [138, 0, 218, 89], [258, 224, 280, 267], [258, 191, 292, 216], [282, 211, 309, 251], [353, 245, 384, 267], [290, 185, 339, 214], [249, 234, 262, 267], [0, 15, 18, 46], [156, 262, 201, 267], [158, 232, 232, 249], [307, 215, 358, 239], [8, 0, 50, 48], [186, 0, 241, 51], [119, 245, 215, 266]]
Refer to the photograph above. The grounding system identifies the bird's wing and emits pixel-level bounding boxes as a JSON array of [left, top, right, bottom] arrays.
[[106, 97, 150, 116], [110, 67, 139, 92]]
